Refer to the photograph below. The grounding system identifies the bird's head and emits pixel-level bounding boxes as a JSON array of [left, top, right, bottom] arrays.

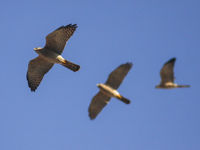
[[97, 83, 106, 90], [34, 47, 42, 51], [96, 83, 102, 88]]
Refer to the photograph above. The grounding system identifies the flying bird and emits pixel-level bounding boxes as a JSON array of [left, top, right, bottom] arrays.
[[156, 57, 190, 89], [27, 24, 80, 91], [88, 62, 132, 120]]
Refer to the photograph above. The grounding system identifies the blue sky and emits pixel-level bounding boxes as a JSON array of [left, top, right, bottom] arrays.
[[0, 0, 199, 149]]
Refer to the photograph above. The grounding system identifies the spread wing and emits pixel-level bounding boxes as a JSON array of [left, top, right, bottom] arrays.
[[105, 62, 133, 89], [160, 57, 176, 84], [88, 91, 111, 120], [44, 24, 77, 54], [27, 56, 54, 91]]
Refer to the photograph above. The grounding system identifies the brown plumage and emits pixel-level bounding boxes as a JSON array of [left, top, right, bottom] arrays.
[[156, 57, 190, 89], [27, 24, 80, 91], [88, 63, 132, 120]]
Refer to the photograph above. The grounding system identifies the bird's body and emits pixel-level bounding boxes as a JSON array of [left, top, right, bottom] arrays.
[[156, 82, 178, 89], [34, 47, 61, 63], [97, 83, 130, 104], [97, 83, 121, 98], [156, 57, 190, 89], [27, 24, 80, 91], [88, 63, 132, 120], [34, 47, 67, 64], [156, 82, 190, 89]]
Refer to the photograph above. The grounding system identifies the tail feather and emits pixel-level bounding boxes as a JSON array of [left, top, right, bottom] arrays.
[[62, 60, 80, 72], [177, 85, 190, 88], [118, 96, 131, 104]]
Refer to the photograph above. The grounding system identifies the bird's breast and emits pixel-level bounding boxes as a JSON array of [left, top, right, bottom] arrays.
[[37, 49, 60, 64], [98, 84, 120, 97]]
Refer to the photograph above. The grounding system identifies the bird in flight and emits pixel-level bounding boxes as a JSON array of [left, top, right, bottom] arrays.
[[27, 24, 80, 91], [88, 62, 132, 120], [156, 57, 190, 89]]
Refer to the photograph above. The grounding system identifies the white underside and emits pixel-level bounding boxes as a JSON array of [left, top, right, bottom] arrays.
[[165, 82, 177, 87], [97, 83, 121, 97], [112, 90, 120, 97], [56, 55, 66, 63]]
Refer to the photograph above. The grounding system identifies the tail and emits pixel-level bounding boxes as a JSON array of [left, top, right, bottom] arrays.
[[118, 96, 131, 104], [61, 60, 80, 72], [177, 85, 190, 88]]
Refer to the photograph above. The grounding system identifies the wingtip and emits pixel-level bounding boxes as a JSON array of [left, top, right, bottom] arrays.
[[66, 24, 78, 29], [168, 57, 176, 63], [127, 62, 133, 67], [27, 80, 37, 92], [88, 113, 95, 120], [89, 116, 95, 120], [73, 24, 78, 28], [30, 88, 36, 92], [29, 83, 37, 92], [124, 62, 133, 69], [88, 108, 97, 120], [164, 57, 176, 66]]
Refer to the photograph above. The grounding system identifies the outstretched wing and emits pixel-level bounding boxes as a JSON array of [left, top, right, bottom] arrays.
[[160, 57, 176, 84], [27, 56, 54, 91], [88, 91, 111, 120], [44, 24, 77, 54], [105, 62, 133, 89]]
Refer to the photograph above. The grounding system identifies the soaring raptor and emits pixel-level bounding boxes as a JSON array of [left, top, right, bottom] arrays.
[[88, 63, 132, 120], [27, 24, 80, 91], [156, 57, 190, 89]]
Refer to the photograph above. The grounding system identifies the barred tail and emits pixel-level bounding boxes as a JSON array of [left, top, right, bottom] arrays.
[[62, 60, 80, 72], [177, 85, 190, 88], [118, 96, 131, 104]]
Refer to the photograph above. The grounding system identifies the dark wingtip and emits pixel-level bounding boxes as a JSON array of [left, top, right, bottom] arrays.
[[26, 73, 37, 92], [127, 62, 133, 67], [66, 24, 78, 29], [28, 82, 37, 92], [164, 57, 176, 66], [89, 114, 96, 120], [89, 116, 95, 120], [72, 24, 78, 28], [123, 62, 133, 70], [30, 88, 36, 92], [88, 108, 96, 120], [168, 57, 176, 63]]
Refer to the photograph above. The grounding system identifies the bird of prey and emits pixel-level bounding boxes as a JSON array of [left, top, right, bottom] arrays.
[[156, 57, 190, 89], [27, 24, 80, 91], [88, 62, 132, 120]]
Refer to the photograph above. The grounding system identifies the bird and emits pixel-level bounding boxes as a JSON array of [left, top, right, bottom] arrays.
[[27, 24, 80, 92], [88, 62, 132, 120], [156, 57, 190, 89]]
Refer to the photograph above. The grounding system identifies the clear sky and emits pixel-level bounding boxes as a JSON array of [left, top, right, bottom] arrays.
[[0, 0, 199, 150]]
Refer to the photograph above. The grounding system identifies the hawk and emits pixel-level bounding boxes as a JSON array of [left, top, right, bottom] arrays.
[[88, 62, 132, 120], [156, 57, 190, 89], [27, 24, 80, 91]]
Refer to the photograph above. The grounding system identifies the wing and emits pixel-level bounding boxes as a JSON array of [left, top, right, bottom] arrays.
[[105, 62, 133, 89], [160, 57, 176, 84], [88, 91, 111, 120], [27, 56, 54, 91], [44, 24, 77, 54]]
